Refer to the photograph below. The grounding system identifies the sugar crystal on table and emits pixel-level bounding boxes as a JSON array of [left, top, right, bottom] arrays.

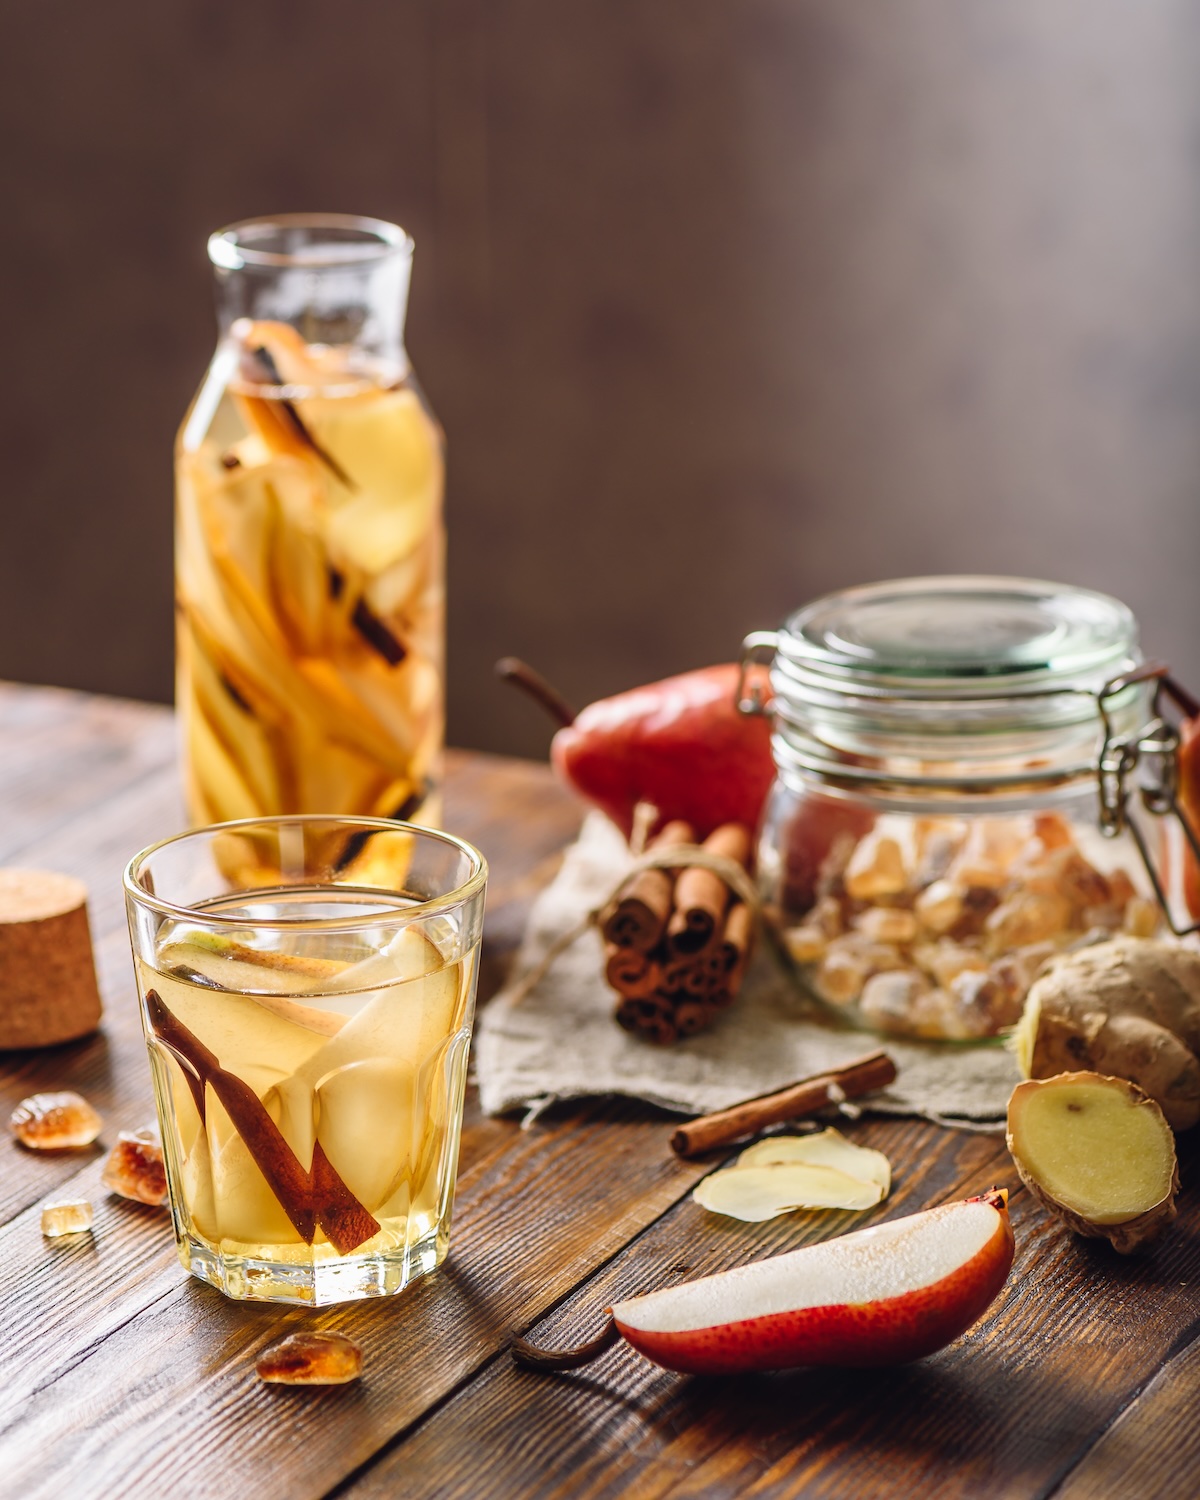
[[41, 1200, 94, 1237], [102, 1126, 168, 1206], [10, 1091, 103, 1149], [256, 1331, 363, 1385]]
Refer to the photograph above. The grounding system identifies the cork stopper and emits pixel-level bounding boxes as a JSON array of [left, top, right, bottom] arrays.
[[0, 870, 103, 1049]]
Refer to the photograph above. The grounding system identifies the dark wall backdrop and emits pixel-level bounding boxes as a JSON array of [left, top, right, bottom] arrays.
[[3, 1, 1199, 758]]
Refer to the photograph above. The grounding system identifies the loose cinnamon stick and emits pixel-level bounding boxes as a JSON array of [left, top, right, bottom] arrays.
[[599, 820, 694, 951], [669, 1049, 897, 1157], [145, 990, 381, 1254], [667, 824, 753, 955]]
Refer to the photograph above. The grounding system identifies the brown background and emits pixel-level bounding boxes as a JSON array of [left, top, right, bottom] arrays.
[[2, 1, 1198, 758]]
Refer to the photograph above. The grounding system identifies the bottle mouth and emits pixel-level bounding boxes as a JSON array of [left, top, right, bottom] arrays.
[[208, 214, 412, 271]]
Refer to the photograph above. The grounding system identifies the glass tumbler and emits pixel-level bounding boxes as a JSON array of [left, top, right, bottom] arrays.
[[124, 817, 486, 1306]]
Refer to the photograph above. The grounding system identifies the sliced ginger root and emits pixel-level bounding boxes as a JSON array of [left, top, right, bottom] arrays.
[[1015, 938, 1200, 1130], [1007, 1072, 1178, 1254]]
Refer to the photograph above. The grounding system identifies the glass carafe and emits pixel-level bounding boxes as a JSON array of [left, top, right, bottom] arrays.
[[175, 215, 444, 830]]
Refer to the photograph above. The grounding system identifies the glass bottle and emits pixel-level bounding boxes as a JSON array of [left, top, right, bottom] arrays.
[[740, 576, 1176, 1042], [175, 215, 444, 831]]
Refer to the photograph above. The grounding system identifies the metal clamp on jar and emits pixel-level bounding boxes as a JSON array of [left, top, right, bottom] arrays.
[[738, 576, 1200, 1042]]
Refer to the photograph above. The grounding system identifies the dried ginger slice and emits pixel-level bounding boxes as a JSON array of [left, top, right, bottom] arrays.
[[737, 1128, 892, 1195], [694, 1128, 892, 1222], [694, 1162, 884, 1221]]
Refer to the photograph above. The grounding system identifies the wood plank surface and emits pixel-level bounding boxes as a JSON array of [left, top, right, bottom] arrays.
[[1053, 1327, 1200, 1500], [356, 1128, 1200, 1500], [3, 681, 1200, 1500], [0, 681, 177, 861]]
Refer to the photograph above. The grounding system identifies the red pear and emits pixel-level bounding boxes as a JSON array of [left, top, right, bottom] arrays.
[[514, 1191, 1013, 1377], [497, 657, 874, 886], [550, 664, 775, 840]]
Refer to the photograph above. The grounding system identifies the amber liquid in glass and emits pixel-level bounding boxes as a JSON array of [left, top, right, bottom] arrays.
[[137, 891, 474, 1303]]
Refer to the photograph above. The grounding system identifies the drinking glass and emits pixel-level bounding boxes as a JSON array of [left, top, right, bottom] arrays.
[[124, 816, 486, 1305]]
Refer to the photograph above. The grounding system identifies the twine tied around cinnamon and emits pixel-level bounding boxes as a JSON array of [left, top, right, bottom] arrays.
[[505, 840, 799, 1009]]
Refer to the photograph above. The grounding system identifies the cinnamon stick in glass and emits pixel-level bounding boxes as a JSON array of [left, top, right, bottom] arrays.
[[669, 1050, 897, 1157], [599, 820, 694, 951], [144, 989, 380, 1253], [666, 823, 752, 955]]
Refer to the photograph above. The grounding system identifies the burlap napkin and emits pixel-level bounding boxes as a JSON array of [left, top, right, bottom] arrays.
[[475, 813, 1020, 1128]]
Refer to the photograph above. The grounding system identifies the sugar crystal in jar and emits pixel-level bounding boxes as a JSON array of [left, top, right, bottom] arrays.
[[741, 576, 1169, 1041]]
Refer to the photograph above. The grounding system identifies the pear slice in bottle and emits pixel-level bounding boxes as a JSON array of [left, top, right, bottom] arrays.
[[182, 621, 287, 815], [186, 701, 263, 823], [304, 387, 443, 575]]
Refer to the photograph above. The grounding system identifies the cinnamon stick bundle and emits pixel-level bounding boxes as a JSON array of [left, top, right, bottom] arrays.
[[605, 823, 756, 1044], [718, 901, 753, 974], [599, 821, 693, 951], [666, 824, 752, 955], [615, 993, 679, 1046]]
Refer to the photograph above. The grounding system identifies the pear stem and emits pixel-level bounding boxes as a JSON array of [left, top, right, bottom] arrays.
[[511, 1314, 619, 1372], [495, 657, 577, 728]]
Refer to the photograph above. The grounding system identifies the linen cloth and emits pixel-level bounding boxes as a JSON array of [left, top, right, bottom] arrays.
[[476, 814, 1019, 1127]]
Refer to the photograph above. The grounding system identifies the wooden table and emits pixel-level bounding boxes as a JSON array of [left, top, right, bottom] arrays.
[[2, 681, 1199, 1500]]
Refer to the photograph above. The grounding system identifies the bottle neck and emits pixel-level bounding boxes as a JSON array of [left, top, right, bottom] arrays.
[[208, 215, 413, 379]]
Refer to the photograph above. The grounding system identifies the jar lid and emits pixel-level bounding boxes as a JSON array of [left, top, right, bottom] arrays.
[[782, 576, 1136, 690], [752, 575, 1146, 797]]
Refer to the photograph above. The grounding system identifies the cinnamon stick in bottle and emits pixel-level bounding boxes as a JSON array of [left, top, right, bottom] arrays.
[[666, 823, 752, 955], [599, 820, 694, 951]]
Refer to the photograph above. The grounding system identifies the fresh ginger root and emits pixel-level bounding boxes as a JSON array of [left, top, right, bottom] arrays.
[[1007, 1073, 1179, 1253], [1015, 937, 1200, 1130]]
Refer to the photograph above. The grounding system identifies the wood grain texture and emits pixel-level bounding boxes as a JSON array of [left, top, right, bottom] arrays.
[[344, 1118, 1011, 1500], [0, 1102, 711, 1500], [1052, 1329, 1200, 1500], [5, 680, 1200, 1500], [356, 1129, 1200, 1500], [0, 682, 176, 862]]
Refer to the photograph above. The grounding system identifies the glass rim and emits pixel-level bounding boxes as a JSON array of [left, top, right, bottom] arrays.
[[208, 214, 413, 272], [123, 815, 488, 932]]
